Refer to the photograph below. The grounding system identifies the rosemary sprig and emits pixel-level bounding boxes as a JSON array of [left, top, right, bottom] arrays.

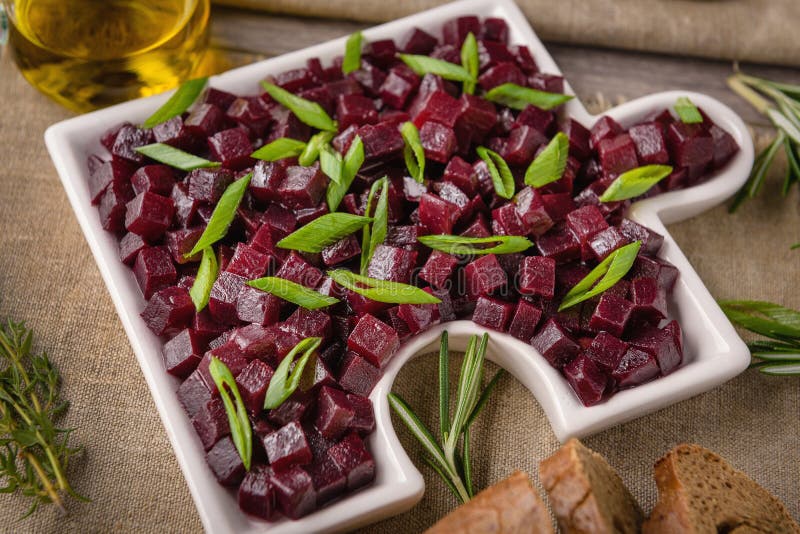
[[0, 320, 87, 516], [388, 331, 505, 504]]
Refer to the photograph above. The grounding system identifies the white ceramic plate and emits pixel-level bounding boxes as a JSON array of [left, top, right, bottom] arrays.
[[45, 0, 754, 531]]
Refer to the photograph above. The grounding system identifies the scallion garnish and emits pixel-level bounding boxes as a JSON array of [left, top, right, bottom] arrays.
[[342, 31, 363, 75], [264, 337, 323, 409], [674, 96, 704, 124], [247, 277, 340, 309], [397, 53, 475, 83], [142, 77, 208, 128], [460, 32, 479, 95], [524, 131, 569, 188], [186, 173, 252, 257], [476, 146, 515, 199], [189, 247, 218, 312], [401, 121, 425, 183], [484, 83, 574, 111], [208, 357, 252, 470], [276, 212, 373, 253], [326, 136, 365, 211], [598, 165, 673, 202], [360, 177, 389, 275], [134, 143, 221, 171], [261, 82, 337, 132], [299, 131, 335, 166], [328, 269, 441, 305], [417, 235, 533, 256], [319, 144, 344, 184], [251, 137, 307, 162], [559, 241, 641, 311]]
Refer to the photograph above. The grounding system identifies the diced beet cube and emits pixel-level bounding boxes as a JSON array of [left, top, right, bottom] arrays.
[[506, 299, 543, 342], [442, 15, 480, 46], [379, 67, 420, 110], [338, 352, 381, 396], [566, 205, 608, 248], [364, 38, 396, 67], [481, 17, 509, 42], [163, 328, 206, 378], [208, 127, 254, 170], [278, 164, 327, 209], [357, 121, 405, 161], [236, 285, 281, 326], [295, 204, 329, 227], [263, 420, 312, 471], [502, 126, 547, 166], [152, 116, 200, 152], [233, 360, 272, 416], [208, 271, 247, 325], [315, 386, 355, 440], [305, 423, 335, 461], [531, 318, 580, 368], [528, 73, 564, 94], [308, 459, 346, 506], [346, 394, 375, 435], [282, 308, 332, 341], [629, 324, 682, 375], [272, 67, 315, 92], [584, 333, 628, 375], [710, 124, 738, 169], [87, 155, 134, 205], [477, 40, 514, 72], [419, 121, 457, 163], [238, 465, 277, 520], [349, 60, 387, 97], [612, 347, 660, 388], [399, 27, 437, 54], [597, 134, 639, 177], [170, 183, 200, 227], [228, 323, 279, 360], [564, 354, 607, 406], [336, 94, 378, 130], [367, 245, 418, 284], [185, 103, 226, 137], [587, 226, 628, 261], [464, 254, 507, 299], [629, 255, 679, 291], [492, 203, 527, 236], [130, 166, 174, 199], [125, 191, 174, 241], [589, 116, 623, 149], [397, 299, 441, 335], [345, 290, 389, 316], [249, 160, 287, 204], [228, 97, 272, 138], [478, 61, 525, 90], [540, 193, 576, 223], [177, 370, 212, 418], [206, 436, 245, 486], [164, 227, 204, 265], [472, 296, 515, 331], [629, 122, 669, 165], [509, 44, 538, 74], [263, 203, 299, 235], [518, 256, 556, 298], [618, 219, 664, 256], [193, 309, 227, 343], [134, 247, 177, 299], [268, 390, 314, 426], [111, 124, 153, 164], [187, 168, 234, 204], [348, 314, 400, 369], [270, 466, 317, 519], [275, 252, 323, 288], [536, 226, 581, 263], [327, 432, 375, 490], [443, 156, 478, 196], [454, 94, 497, 150], [322, 235, 361, 267], [419, 250, 459, 289], [100, 123, 127, 152], [204, 87, 237, 110], [410, 90, 460, 128], [630, 277, 667, 324], [666, 122, 714, 169], [588, 294, 633, 337], [119, 233, 149, 265], [515, 187, 554, 237], [197, 349, 249, 395], [419, 193, 460, 235], [192, 398, 230, 451], [558, 119, 591, 161], [226, 243, 270, 280]]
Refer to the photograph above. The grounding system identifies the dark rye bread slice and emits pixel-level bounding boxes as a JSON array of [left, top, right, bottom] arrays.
[[643, 443, 800, 533], [539, 438, 643, 533]]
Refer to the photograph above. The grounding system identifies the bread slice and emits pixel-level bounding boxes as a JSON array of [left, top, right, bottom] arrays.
[[539, 438, 643, 533], [424, 470, 554, 534], [643, 443, 799, 533]]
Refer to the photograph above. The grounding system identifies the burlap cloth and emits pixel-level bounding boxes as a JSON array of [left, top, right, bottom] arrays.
[[212, 0, 800, 67], [0, 33, 798, 534]]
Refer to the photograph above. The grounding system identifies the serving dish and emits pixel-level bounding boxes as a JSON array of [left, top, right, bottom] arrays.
[[44, 0, 753, 531]]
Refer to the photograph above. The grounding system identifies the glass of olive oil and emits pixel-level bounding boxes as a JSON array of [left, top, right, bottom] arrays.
[[2, 0, 210, 112]]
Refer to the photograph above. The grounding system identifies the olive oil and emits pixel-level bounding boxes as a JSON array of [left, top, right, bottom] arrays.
[[4, 0, 210, 112]]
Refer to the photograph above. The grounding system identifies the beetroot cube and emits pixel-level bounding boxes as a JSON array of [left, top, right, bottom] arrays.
[[336, 94, 378, 130], [585, 332, 629, 373], [270, 466, 317, 519], [238, 465, 277, 520], [273, 68, 315, 92], [177, 370, 212, 418], [209, 271, 247, 325], [597, 134, 639, 177], [559, 119, 591, 160], [528, 73, 564, 94], [420, 121, 457, 163], [464, 254, 507, 300], [410, 91, 460, 128], [134, 247, 177, 299], [308, 459, 346, 506], [612, 347, 660, 388], [399, 27, 437, 54], [566, 205, 608, 247], [229, 323, 278, 360], [226, 243, 270, 280], [492, 203, 526, 237], [443, 156, 478, 196], [346, 394, 375, 435], [268, 391, 314, 426], [345, 290, 388, 316], [460, 217, 491, 238], [519, 256, 556, 298], [629, 122, 669, 165], [234, 359, 274, 416], [666, 122, 714, 168], [249, 160, 287, 204], [129, 165, 174, 197], [263, 420, 312, 471], [236, 285, 281, 326], [229, 98, 272, 138], [322, 235, 361, 267], [88, 155, 135, 205], [367, 245, 418, 284], [349, 60, 387, 97], [379, 67, 420, 110], [275, 252, 323, 288], [207, 435, 245, 486], [419, 251, 459, 289], [282, 308, 332, 340], [419, 193, 460, 235], [472, 296, 515, 332], [328, 432, 375, 490], [618, 219, 664, 256], [348, 314, 400, 369], [185, 103, 226, 137], [193, 309, 228, 342], [477, 40, 514, 70], [589, 116, 623, 149], [119, 232, 149, 265], [481, 17, 509, 42], [442, 15, 480, 46], [587, 226, 628, 261], [510, 45, 538, 73], [278, 165, 327, 209], [454, 94, 497, 149], [171, 183, 200, 227], [357, 121, 405, 161], [338, 352, 381, 396], [397, 301, 441, 335], [163, 227, 203, 265], [710, 124, 739, 169], [629, 324, 682, 375], [111, 124, 153, 164], [564, 354, 607, 406], [163, 328, 206, 378], [541, 193, 576, 223], [152, 115, 201, 152], [531, 318, 580, 368], [515, 187, 554, 237], [125, 192, 174, 241], [197, 349, 249, 394], [187, 167, 234, 204], [505, 299, 541, 342], [502, 126, 547, 166], [478, 61, 525, 91], [630, 277, 667, 323], [629, 255, 679, 291], [208, 127, 254, 170], [536, 226, 581, 263], [315, 386, 355, 440], [588, 294, 633, 337], [192, 398, 230, 451]]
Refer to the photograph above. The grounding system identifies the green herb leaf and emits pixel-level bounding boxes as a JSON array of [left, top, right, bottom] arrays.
[[446, 334, 487, 450], [189, 247, 218, 312], [751, 351, 800, 362], [718, 300, 800, 338], [298, 131, 335, 166], [360, 178, 389, 275], [476, 146, 515, 199], [460, 32, 479, 95], [208, 357, 252, 470], [768, 107, 800, 145], [758, 362, 800, 376], [730, 133, 785, 212], [674, 96, 703, 124], [277, 212, 373, 253], [524, 132, 569, 188], [559, 241, 642, 311], [247, 277, 339, 309], [438, 331, 450, 440], [264, 337, 322, 410], [401, 122, 426, 183], [262, 82, 337, 132], [418, 234, 532, 255], [599, 165, 673, 202], [327, 136, 365, 211], [465, 369, 505, 428], [319, 144, 344, 184], [142, 77, 208, 128], [388, 393, 454, 481], [186, 173, 252, 257], [484, 83, 574, 111], [342, 31, 363, 74], [398, 53, 475, 83], [251, 137, 307, 162], [135, 143, 221, 171], [328, 269, 441, 304]]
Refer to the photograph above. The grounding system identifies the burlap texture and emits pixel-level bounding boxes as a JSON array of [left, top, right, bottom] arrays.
[[212, 0, 800, 67], [0, 41, 798, 534]]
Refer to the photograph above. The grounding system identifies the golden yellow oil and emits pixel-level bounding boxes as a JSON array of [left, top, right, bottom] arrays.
[[5, 0, 210, 112]]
